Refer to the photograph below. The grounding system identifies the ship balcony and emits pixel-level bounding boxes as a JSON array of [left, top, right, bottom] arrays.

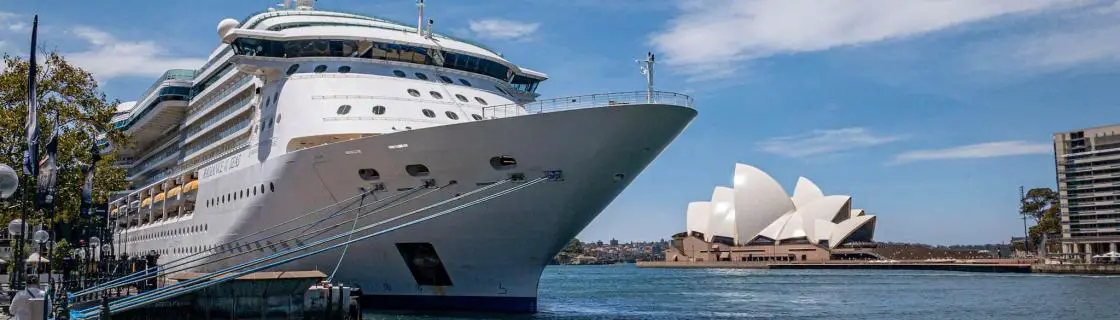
[[480, 91, 694, 119]]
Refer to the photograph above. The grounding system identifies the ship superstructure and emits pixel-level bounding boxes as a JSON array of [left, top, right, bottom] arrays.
[[105, 1, 695, 312]]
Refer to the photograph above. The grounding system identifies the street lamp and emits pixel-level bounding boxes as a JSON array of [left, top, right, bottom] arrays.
[[3, 163, 22, 288]]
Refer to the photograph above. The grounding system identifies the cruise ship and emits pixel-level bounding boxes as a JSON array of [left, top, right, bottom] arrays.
[[105, 0, 695, 312]]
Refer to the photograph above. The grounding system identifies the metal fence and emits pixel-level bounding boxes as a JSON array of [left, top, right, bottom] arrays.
[[481, 91, 693, 119]]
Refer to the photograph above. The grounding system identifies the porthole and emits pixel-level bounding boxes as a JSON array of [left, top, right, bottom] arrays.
[[253, 188, 257, 195], [458, 79, 472, 87], [270, 182, 275, 192], [475, 97, 488, 105], [393, 70, 406, 77], [429, 91, 443, 99], [255, 87, 261, 94], [445, 111, 460, 120], [372, 105, 386, 115], [405, 164, 431, 177], [337, 104, 352, 115], [286, 64, 299, 75], [408, 89, 421, 97], [276, 113, 281, 123], [422, 109, 436, 118], [359, 168, 381, 181], [490, 156, 517, 169], [314, 65, 327, 73], [261, 184, 265, 192], [414, 72, 428, 80], [338, 66, 351, 73], [471, 114, 483, 120], [455, 94, 469, 102], [273, 92, 280, 106], [439, 75, 453, 83]]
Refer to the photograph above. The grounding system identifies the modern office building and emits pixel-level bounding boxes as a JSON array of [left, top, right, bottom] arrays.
[[1054, 124, 1120, 260]]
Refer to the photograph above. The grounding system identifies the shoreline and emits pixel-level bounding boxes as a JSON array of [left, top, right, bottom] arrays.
[[635, 260, 1120, 275]]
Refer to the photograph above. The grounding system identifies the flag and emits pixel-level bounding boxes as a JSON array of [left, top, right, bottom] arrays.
[[80, 142, 101, 218], [23, 15, 39, 178], [35, 124, 58, 210]]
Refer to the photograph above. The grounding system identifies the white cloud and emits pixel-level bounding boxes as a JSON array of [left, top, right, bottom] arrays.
[[8, 22, 26, 32], [65, 26, 205, 80], [468, 19, 540, 41], [967, 2, 1120, 75], [757, 127, 906, 158], [891, 141, 1050, 164], [650, 0, 1075, 80]]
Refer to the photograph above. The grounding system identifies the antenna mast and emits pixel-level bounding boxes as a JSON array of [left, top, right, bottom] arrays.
[[637, 52, 655, 103]]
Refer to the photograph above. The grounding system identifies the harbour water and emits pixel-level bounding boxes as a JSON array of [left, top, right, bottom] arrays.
[[367, 264, 1120, 319]]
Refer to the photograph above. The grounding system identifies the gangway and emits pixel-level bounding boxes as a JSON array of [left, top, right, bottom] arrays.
[[69, 173, 556, 319]]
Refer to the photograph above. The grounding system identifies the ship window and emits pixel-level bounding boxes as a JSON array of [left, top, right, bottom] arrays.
[[359, 168, 381, 181], [270, 182, 275, 192], [286, 64, 299, 75], [422, 109, 436, 118], [490, 156, 517, 169], [273, 92, 280, 106], [429, 91, 443, 99], [338, 65, 351, 73], [455, 94, 468, 102], [253, 187, 257, 195], [314, 65, 327, 73], [471, 114, 483, 120], [445, 111, 459, 120], [408, 89, 421, 97], [474, 97, 488, 105], [337, 104, 352, 115], [458, 79, 472, 87], [372, 105, 386, 115], [393, 70, 406, 77], [439, 75, 453, 83], [494, 85, 506, 95], [414, 72, 428, 80], [262, 184, 265, 192], [277, 113, 282, 123], [406, 164, 431, 177]]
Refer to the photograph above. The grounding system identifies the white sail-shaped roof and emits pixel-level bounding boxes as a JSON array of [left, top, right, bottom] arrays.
[[829, 215, 877, 249], [798, 195, 851, 223], [683, 163, 878, 248], [732, 164, 795, 245], [707, 187, 736, 240], [791, 177, 824, 209], [686, 202, 712, 238]]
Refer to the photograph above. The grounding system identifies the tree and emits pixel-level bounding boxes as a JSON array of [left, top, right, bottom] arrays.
[[0, 52, 129, 227], [1020, 187, 1061, 255]]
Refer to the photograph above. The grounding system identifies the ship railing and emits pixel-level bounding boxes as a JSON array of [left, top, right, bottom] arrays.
[[481, 91, 693, 119]]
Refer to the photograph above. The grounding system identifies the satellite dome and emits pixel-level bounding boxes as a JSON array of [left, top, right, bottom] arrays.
[[217, 18, 240, 38]]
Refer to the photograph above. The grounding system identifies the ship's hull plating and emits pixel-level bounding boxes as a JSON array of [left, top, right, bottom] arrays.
[[177, 103, 694, 312]]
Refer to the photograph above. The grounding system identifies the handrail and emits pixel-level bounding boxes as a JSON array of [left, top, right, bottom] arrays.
[[481, 91, 693, 119]]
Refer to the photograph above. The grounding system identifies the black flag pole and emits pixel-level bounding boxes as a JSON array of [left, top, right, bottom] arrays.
[[13, 14, 40, 291]]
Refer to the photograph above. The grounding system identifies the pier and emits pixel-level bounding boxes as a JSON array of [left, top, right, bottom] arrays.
[[636, 260, 1035, 273]]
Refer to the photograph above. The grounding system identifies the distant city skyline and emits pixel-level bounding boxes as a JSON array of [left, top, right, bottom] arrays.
[[3, 1, 1120, 245]]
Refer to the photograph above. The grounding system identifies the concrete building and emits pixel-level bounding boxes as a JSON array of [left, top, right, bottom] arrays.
[[1054, 124, 1120, 261]]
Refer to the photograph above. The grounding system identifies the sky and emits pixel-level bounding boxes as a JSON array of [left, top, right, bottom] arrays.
[[2, 0, 1120, 245]]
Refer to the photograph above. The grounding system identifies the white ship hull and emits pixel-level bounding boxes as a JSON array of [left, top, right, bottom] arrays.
[[125, 103, 693, 312]]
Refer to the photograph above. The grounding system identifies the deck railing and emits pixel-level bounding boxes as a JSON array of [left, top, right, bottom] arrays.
[[481, 91, 693, 119]]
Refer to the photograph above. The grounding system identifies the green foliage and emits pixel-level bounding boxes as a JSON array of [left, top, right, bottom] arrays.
[[49, 238, 70, 270], [0, 52, 129, 224], [1020, 187, 1060, 237], [561, 238, 583, 255]]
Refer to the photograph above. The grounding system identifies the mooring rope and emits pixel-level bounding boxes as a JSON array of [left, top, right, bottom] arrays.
[[73, 185, 421, 298], [72, 178, 514, 311], [86, 177, 548, 318]]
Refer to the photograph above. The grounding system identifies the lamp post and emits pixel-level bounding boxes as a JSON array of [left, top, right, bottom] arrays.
[[1, 163, 21, 288]]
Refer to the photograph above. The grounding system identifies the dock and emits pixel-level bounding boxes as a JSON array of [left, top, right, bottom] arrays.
[[636, 260, 1034, 273]]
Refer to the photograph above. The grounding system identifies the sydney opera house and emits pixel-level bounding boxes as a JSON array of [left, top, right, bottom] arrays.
[[665, 164, 880, 262]]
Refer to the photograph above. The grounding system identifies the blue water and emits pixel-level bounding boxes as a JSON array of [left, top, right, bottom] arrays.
[[367, 264, 1120, 319]]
